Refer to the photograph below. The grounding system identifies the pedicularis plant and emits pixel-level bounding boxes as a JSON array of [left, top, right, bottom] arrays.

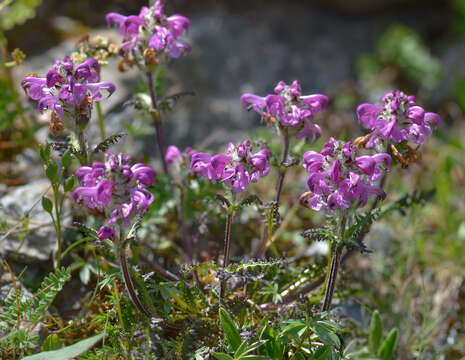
[[11, 0, 441, 358]]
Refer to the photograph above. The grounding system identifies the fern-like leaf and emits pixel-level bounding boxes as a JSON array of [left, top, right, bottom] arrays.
[[92, 132, 126, 154]]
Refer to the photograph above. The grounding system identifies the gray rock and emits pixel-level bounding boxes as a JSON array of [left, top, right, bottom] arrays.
[[363, 223, 397, 253], [0, 179, 70, 263]]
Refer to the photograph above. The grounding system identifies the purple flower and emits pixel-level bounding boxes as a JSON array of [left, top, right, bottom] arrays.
[[72, 152, 155, 231], [72, 179, 113, 209], [106, 0, 191, 60], [22, 57, 115, 120], [191, 141, 271, 192], [165, 145, 182, 164], [302, 138, 391, 212], [241, 80, 328, 143], [208, 154, 231, 184], [131, 163, 156, 186], [357, 90, 441, 146], [98, 226, 115, 240]]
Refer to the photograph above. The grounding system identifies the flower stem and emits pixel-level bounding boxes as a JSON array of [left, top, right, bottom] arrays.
[[321, 216, 346, 312], [321, 245, 341, 312], [119, 236, 152, 318], [220, 208, 234, 304], [253, 129, 290, 258], [275, 129, 290, 204], [96, 101, 105, 142], [146, 71, 168, 174]]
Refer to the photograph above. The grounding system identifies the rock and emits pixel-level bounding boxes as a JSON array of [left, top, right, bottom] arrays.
[[0, 179, 70, 263], [363, 223, 397, 253]]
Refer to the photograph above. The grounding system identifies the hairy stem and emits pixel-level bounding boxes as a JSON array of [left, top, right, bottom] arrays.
[[119, 237, 152, 318], [253, 130, 290, 258], [76, 126, 88, 165], [321, 216, 346, 312], [220, 209, 234, 304], [146, 71, 168, 174]]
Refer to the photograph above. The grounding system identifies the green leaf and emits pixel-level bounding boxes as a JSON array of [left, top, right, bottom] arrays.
[[45, 162, 58, 184], [281, 321, 306, 338], [312, 321, 340, 347], [61, 150, 72, 168], [219, 307, 241, 351], [63, 176, 75, 193], [312, 345, 330, 360], [213, 353, 234, 360], [41, 196, 53, 214], [39, 144, 50, 163], [235, 340, 266, 358], [369, 310, 383, 353], [377, 328, 398, 360], [22, 333, 104, 360], [41, 334, 62, 351]]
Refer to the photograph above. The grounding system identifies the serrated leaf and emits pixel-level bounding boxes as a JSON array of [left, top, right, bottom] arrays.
[[236, 195, 262, 211], [92, 132, 127, 154], [22, 333, 104, 360], [41, 196, 53, 214], [73, 222, 99, 238], [369, 310, 383, 353], [219, 307, 241, 351], [377, 328, 398, 360], [215, 194, 231, 209], [301, 227, 332, 242]]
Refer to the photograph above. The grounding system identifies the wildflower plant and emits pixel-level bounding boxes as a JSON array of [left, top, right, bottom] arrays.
[[191, 140, 270, 301], [22, 56, 116, 164], [72, 151, 155, 316], [241, 80, 329, 257], [107, 0, 191, 174], [8, 0, 446, 357]]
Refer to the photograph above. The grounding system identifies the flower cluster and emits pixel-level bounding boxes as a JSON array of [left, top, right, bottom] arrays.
[[106, 0, 190, 61], [22, 56, 115, 120], [357, 90, 441, 147], [191, 140, 271, 193], [72, 152, 155, 240], [301, 138, 391, 211], [241, 80, 329, 143]]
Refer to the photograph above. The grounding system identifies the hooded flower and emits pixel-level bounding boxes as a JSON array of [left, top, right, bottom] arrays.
[[241, 80, 328, 143], [302, 138, 391, 212], [72, 152, 155, 236], [106, 0, 191, 61], [190, 140, 271, 193], [356, 90, 441, 146], [22, 56, 115, 120]]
